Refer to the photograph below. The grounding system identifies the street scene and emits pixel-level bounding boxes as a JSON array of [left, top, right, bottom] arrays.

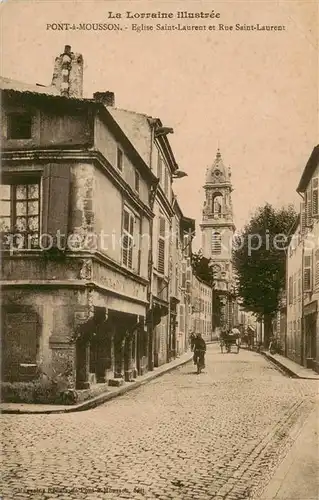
[[1, 1, 318, 499], [1, 344, 318, 500]]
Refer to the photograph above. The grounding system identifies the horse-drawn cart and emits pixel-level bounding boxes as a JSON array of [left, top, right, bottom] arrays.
[[220, 331, 240, 354]]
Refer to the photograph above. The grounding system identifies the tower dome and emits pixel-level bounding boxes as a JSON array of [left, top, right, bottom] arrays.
[[205, 149, 231, 185]]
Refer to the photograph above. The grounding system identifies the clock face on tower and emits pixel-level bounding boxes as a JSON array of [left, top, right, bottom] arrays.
[[212, 264, 221, 273]]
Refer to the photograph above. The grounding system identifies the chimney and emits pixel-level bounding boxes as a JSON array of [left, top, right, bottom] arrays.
[[52, 45, 84, 98], [93, 91, 115, 107]]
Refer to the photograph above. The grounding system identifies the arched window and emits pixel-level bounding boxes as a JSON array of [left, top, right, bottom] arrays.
[[212, 194, 223, 215], [212, 232, 221, 254]]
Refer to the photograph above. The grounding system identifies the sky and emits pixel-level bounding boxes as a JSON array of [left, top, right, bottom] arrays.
[[1, 0, 318, 249]]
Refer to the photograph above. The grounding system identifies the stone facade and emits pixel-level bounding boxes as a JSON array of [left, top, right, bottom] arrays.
[[0, 46, 195, 400]]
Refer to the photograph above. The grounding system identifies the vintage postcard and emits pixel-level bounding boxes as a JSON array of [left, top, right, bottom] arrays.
[[1, 1, 318, 499]]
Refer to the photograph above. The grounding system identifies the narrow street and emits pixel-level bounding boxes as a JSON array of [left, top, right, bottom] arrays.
[[1, 344, 318, 500]]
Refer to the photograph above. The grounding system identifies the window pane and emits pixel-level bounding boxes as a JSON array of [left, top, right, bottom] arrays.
[[7, 113, 32, 140], [0, 200, 11, 217], [0, 185, 11, 199], [16, 185, 27, 200], [0, 217, 11, 231], [16, 202, 27, 216], [16, 217, 27, 231], [29, 233, 39, 249], [28, 201, 39, 215], [28, 184, 39, 198], [123, 211, 130, 231], [28, 216, 39, 231]]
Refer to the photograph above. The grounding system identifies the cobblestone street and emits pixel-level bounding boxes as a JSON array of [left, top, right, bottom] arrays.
[[1, 344, 318, 500]]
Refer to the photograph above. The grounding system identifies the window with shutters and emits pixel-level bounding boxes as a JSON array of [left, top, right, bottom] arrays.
[[312, 178, 319, 216], [157, 216, 166, 274], [315, 250, 319, 289], [212, 232, 222, 254], [305, 187, 312, 227], [304, 254, 312, 292], [300, 202, 306, 234], [0, 180, 40, 249], [122, 207, 135, 270], [288, 276, 293, 304]]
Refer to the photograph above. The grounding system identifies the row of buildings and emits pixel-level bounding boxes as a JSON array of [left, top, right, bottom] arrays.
[[274, 145, 319, 374], [0, 45, 219, 395]]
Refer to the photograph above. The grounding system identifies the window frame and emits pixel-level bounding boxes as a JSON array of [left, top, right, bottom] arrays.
[[0, 177, 41, 250], [157, 215, 166, 275], [121, 206, 135, 270], [211, 231, 222, 255], [116, 146, 124, 172], [6, 112, 33, 140], [304, 254, 312, 292]]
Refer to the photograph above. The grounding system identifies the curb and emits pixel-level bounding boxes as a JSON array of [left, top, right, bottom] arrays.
[[1, 355, 193, 415], [260, 351, 298, 378], [260, 351, 319, 380]]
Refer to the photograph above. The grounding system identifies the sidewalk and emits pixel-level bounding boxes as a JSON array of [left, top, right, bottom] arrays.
[[0, 351, 193, 415], [261, 351, 319, 380], [259, 405, 319, 500]]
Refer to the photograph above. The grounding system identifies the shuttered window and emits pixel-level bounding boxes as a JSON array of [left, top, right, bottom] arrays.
[[305, 187, 312, 226], [122, 207, 135, 269], [304, 255, 312, 292], [212, 232, 222, 254], [312, 178, 319, 216], [315, 250, 319, 289], [157, 216, 166, 274], [175, 264, 179, 295], [42, 164, 71, 249], [300, 202, 306, 234]]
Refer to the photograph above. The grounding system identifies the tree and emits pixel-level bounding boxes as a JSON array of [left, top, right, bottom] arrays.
[[191, 249, 214, 286], [232, 203, 297, 346]]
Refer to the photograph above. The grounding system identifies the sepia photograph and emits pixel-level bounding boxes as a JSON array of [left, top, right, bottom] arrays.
[[0, 0, 318, 499]]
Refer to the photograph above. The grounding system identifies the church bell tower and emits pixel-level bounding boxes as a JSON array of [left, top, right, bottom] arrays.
[[200, 149, 236, 329]]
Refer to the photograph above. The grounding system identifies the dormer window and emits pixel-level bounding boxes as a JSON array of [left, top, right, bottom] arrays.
[[7, 112, 32, 140]]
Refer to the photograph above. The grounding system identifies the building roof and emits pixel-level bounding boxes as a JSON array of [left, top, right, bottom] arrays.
[[108, 108, 153, 167], [108, 107, 179, 173], [205, 148, 232, 186], [296, 145, 319, 193], [0, 76, 59, 96]]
